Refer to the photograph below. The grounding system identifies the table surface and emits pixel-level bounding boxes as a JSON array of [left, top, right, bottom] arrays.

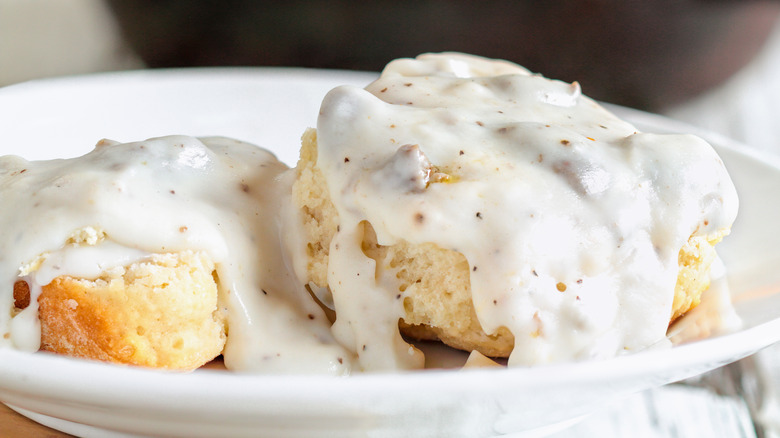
[[0, 402, 72, 437]]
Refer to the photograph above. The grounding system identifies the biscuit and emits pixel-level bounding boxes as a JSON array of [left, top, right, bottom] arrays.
[[294, 129, 730, 358], [16, 250, 226, 370]]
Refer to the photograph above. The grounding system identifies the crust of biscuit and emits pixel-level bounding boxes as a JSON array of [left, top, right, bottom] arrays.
[[34, 250, 226, 370], [672, 232, 726, 322], [294, 129, 340, 289], [294, 129, 727, 358]]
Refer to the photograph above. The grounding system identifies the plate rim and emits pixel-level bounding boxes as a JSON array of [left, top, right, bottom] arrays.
[[1, 67, 779, 434]]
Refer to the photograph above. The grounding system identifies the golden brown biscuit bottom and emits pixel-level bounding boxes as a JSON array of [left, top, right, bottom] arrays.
[[15, 251, 226, 370]]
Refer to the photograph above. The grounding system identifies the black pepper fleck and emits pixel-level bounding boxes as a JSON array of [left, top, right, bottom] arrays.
[[262, 289, 268, 295], [344, 157, 350, 163], [308, 314, 315, 320], [476, 212, 483, 219]]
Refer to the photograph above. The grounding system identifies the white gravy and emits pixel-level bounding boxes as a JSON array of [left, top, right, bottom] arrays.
[[0, 136, 353, 374], [315, 53, 739, 368]]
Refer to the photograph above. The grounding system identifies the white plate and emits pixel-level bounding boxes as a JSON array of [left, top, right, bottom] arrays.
[[1, 69, 780, 438]]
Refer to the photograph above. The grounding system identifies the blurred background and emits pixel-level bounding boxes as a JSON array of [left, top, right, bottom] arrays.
[[1, 0, 778, 106], [2, 1, 780, 436], [2, 0, 780, 151]]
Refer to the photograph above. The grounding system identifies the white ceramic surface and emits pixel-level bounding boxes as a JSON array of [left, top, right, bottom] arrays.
[[0, 69, 779, 438]]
